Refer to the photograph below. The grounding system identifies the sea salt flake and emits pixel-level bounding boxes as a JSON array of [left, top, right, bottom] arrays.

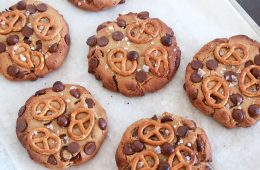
[[186, 156, 191, 162], [46, 124, 53, 130], [143, 65, 150, 72], [137, 162, 144, 168], [70, 86, 77, 90], [197, 68, 205, 77], [154, 146, 161, 154], [66, 99, 71, 103], [105, 64, 109, 69], [36, 110, 41, 114], [178, 139, 184, 144], [108, 26, 114, 30], [187, 143, 192, 147], [27, 23, 32, 28], [33, 131, 38, 136]]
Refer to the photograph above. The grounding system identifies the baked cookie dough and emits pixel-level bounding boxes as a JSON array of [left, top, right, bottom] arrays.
[[69, 0, 125, 11], [0, 0, 70, 81], [116, 112, 212, 170], [185, 35, 260, 128], [87, 11, 181, 97], [16, 81, 108, 169]]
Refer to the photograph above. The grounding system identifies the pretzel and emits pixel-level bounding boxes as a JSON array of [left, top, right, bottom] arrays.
[[168, 146, 195, 170], [214, 43, 249, 65], [130, 151, 159, 170], [9, 43, 45, 70], [0, 10, 26, 34], [145, 45, 169, 77], [68, 108, 95, 141], [107, 48, 137, 76], [32, 96, 66, 121], [33, 13, 59, 41], [126, 19, 160, 44], [138, 120, 174, 146], [239, 65, 260, 97], [28, 128, 61, 155]]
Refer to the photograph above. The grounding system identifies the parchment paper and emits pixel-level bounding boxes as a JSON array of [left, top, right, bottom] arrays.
[[0, 0, 259, 169]]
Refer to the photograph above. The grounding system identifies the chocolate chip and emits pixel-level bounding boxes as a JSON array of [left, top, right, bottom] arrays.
[[48, 43, 58, 53], [96, 24, 106, 31], [206, 59, 218, 70], [191, 60, 203, 70], [97, 36, 109, 47], [98, 118, 107, 130], [131, 140, 144, 152], [35, 40, 42, 51], [85, 98, 95, 108], [151, 115, 158, 120], [26, 4, 37, 14], [52, 81, 65, 92], [119, 0, 125, 4], [248, 104, 260, 117], [47, 155, 57, 165], [57, 115, 69, 128], [190, 72, 202, 83], [224, 71, 238, 82], [158, 163, 170, 170], [16, 1, 26, 10], [127, 51, 139, 61], [161, 115, 173, 123], [245, 60, 254, 67], [64, 34, 71, 46], [88, 57, 99, 72], [232, 109, 245, 123], [6, 35, 19, 46], [7, 65, 20, 77], [70, 153, 82, 163], [84, 142, 96, 155], [0, 43, 6, 53], [196, 139, 204, 152], [18, 105, 26, 117], [161, 142, 174, 156], [67, 142, 80, 154], [137, 11, 149, 19], [189, 89, 198, 100], [135, 70, 147, 83], [251, 68, 260, 79], [86, 35, 97, 47], [117, 19, 126, 28], [60, 146, 72, 161], [176, 126, 189, 137], [16, 119, 27, 132], [112, 31, 124, 41], [70, 89, 80, 99], [254, 54, 260, 66], [230, 93, 243, 106], [23, 37, 31, 45], [35, 89, 46, 96], [161, 36, 172, 47], [36, 3, 47, 12], [21, 26, 33, 38], [123, 143, 134, 155]]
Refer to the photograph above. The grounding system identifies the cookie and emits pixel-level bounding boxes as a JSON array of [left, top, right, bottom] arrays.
[[0, 0, 70, 81], [185, 35, 260, 128], [16, 81, 108, 169], [115, 112, 212, 170], [69, 0, 125, 11], [87, 12, 181, 97]]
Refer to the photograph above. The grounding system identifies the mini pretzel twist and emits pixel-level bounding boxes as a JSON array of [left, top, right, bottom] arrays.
[[32, 96, 66, 121], [68, 108, 95, 141], [138, 120, 174, 146], [130, 151, 159, 170], [9, 43, 45, 70], [202, 76, 229, 109], [214, 43, 249, 65], [0, 10, 26, 34], [168, 146, 195, 170], [126, 19, 160, 44], [239, 65, 260, 97], [145, 45, 169, 77], [33, 13, 59, 41], [28, 128, 61, 155], [107, 48, 137, 76]]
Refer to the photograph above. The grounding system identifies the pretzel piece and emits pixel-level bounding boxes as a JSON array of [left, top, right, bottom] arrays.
[[130, 151, 159, 170], [0, 11, 26, 34]]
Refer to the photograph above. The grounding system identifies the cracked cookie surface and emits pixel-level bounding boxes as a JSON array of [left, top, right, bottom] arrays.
[[87, 11, 181, 97]]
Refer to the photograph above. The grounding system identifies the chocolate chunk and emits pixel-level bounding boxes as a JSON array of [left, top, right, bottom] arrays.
[[224, 71, 238, 82], [161, 35, 172, 47], [176, 126, 189, 137], [6, 35, 19, 46], [248, 104, 260, 117], [123, 143, 134, 155], [67, 142, 80, 154], [135, 70, 147, 83], [137, 11, 149, 19], [191, 60, 203, 70], [158, 163, 170, 170], [161, 142, 174, 156], [48, 43, 58, 53], [84, 142, 96, 155], [21, 26, 33, 37], [98, 118, 107, 130], [254, 54, 260, 66], [23, 37, 31, 45], [97, 36, 109, 47], [7, 65, 20, 77], [70, 89, 80, 99], [16, 119, 27, 132], [35, 89, 46, 96], [245, 60, 254, 67], [18, 105, 26, 117], [232, 109, 245, 123], [127, 51, 139, 61], [52, 81, 65, 92], [0, 43, 6, 53], [112, 31, 124, 41], [70, 153, 82, 163], [86, 35, 97, 47], [230, 93, 243, 106], [131, 140, 144, 152], [96, 24, 106, 31], [85, 98, 95, 108], [161, 115, 173, 123], [196, 139, 204, 152], [57, 115, 69, 128], [47, 155, 57, 165], [117, 19, 126, 28], [251, 68, 260, 79], [64, 34, 71, 46], [26, 4, 37, 14], [16, 1, 26, 10], [190, 72, 202, 83], [206, 59, 218, 70], [36, 3, 47, 12], [89, 57, 99, 72], [35, 40, 42, 51]]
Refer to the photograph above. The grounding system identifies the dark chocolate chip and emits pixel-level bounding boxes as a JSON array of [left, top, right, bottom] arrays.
[[131, 140, 144, 152], [67, 142, 80, 154], [137, 11, 149, 19], [176, 126, 189, 137], [190, 71, 202, 83], [0, 43, 6, 53], [35, 40, 42, 51], [88, 57, 99, 72], [16, 119, 27, 132], [119, 0, 125, 4], [161, 115, 173, 123], [254, 54, 260, 66], [36, 3, 47, 12], [97, 36, 109, 47], [158, 163, 170, 170], [232, 109, 245, 123], [16, 1, 26, 10], [161, 35, 172, 47], [196, 139, 204, 152], [7, 65, 20, 77], [17, 71, 26, 79], [98, 118, 107, 130], [48, 43, 58, 53], [245, 60, 254, 67], [224, 71, 238, 82], [117, 19, 126, 28], [64, 34, 71, 46], [21, 26, 33, 37], [248, 104, 260, 117], [135, 70, 147, 83], [52, 81, 65, 92], [60, 146, 72, 161], [206, 59, 218, 70], [57, 115, 69, 128], [23, 37, 31, 45], [189, 89, 198, 100], [123, 143, 134, 155], [70, 89, 80, 99], [47, 155, 57, 165], [151, 115, 158, 120], [85, 98, 95, 108], [127, 51, 139, 61], [18, 105, 26, 117], [84, 142, 96, 155], [112, 31, 124, 41], [230, 93, 243, 106], [191, 60, 203, 70], [86, 35, 97, 47], [251, 68, 260, 79], [96, 24, 106, 31], [6, 35, 19, 46], [26, 4, 37, 14], [161, 142, 174, 156], [35, 89, 46, 96]]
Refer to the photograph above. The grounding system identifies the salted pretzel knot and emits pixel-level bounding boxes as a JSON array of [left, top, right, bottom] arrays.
[[145, 45, 169, 77], [138, 120, 174, 146], [168, 146, 195, 170], [0, 10, 26, 34], [130, 151, 159, 170], [214, 43, 249, 65], [126, 19, 160, 44], [68, 108, 95, 141], [28, 128, 61, 155], [32, 96, 66, 121], [9, 43, 45, 70], [33, 13, 59, 41], [202, 76, 229, 109], [239, 65, 260, 97], [107, 48, 137, 76]]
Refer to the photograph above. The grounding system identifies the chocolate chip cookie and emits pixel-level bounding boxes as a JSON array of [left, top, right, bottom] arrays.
[[0, 0, 70, 81], [69, 0, 125, 11], [16, 81, 108, 169], [185, 35, 260, 128], [87, 12, 181, 97], [116, 112, 212, 170]]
